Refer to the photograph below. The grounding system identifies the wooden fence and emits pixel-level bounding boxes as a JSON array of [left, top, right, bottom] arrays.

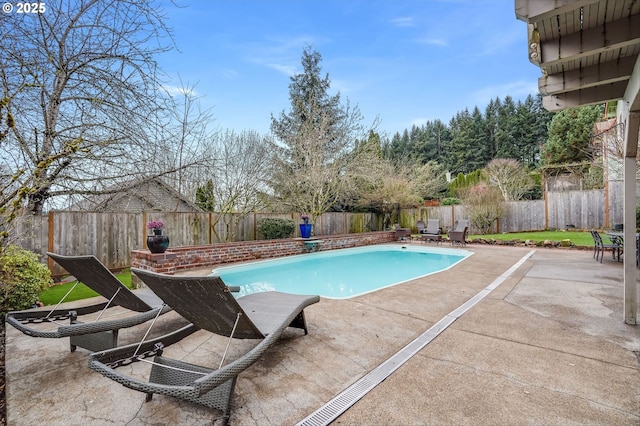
[[9, 186, 624, 273], [11, 211, 385, 275]]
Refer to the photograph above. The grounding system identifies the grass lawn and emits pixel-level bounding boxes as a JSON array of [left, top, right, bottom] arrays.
[[468, 230, 594, 247], [38, 269, 133, 306]]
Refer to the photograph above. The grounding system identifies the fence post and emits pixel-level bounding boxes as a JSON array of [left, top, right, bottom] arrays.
[[141, 212, 147, 249], [344, 212, 348, 234], [253, 212, 257, 241], [604, 178, 610, 227], [544, 192, 549, 229], [47, 211, 54, 271]]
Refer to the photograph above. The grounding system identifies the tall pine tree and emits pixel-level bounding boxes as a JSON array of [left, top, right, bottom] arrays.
[[269, 47, 366, 221]]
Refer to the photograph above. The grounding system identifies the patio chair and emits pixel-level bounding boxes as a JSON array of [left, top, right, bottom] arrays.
[[5, 252, 172, 352], [421, 219, 442, 244], [590, 230, 621, 263], [88, 268, 320, 423], [394, 223, 411, 241], [448, 220, 469, 246]]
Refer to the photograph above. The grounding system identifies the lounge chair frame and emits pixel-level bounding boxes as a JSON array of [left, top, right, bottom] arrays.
[[420, 219, 442, 244], [89, 269, 320, 423], [6, 252, 171, 352]]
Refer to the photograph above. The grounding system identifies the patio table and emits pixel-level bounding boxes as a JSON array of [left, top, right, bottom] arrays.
[[606, 232, 640, 266], [420, 234, 442, 245], [605, 231, 640, 244]]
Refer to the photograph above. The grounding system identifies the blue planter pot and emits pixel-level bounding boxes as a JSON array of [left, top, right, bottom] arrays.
[[300, 223, 312, 238]]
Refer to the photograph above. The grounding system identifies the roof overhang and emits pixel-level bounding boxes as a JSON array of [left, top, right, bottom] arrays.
[[515, 0, 640, 114]]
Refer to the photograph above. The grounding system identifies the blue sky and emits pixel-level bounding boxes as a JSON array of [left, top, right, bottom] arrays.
[[158, 0, 540, 138]]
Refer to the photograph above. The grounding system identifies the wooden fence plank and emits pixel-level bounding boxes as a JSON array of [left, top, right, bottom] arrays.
[[9, 186, 627, 272]]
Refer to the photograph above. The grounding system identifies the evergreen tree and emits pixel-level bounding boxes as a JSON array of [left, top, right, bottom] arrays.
[[470, 106, 491, 167], [269, 47, 366, 221], [429, 119, 451, 165], [542, 105, 602, 165], [413, 120, 450, 166], [495, 96, 518, 159], [355, 130, 383, 158], [531, 93, 555, 164], [383, 93, 551, 178], [447, 109, 474, 173], [195, 180, 215, 211], [387, 129, 411, 162], [484, 97, 501, 159]]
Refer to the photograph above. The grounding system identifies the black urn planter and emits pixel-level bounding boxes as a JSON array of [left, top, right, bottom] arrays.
[[147, 235, 169, 254]]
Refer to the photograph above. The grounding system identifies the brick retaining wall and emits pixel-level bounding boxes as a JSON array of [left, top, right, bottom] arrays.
[[131, 231, 397, 280]]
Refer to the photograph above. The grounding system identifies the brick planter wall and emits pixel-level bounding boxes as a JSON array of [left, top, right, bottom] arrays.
[[131, 231, 397, 282]]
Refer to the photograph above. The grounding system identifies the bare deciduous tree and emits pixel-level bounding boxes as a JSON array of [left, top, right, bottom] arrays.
[[148, 82, 217, 207], [269, 47, 370, 224], [484, 158, 533, 201], [0, 0, 211, 238], [357, 161, 421, 228], [461, 183, 504, 234], [194, 130, 272, 241], [410, 160, 448, 201]]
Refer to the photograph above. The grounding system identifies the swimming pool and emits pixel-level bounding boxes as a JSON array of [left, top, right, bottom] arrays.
[[212, 244, 473, 299]]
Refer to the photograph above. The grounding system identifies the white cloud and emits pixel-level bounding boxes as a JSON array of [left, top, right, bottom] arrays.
[[162, 85, 198, 97], [391, 17, 415, 27], [221, 68, 239, 79], [416, 37, 449, 47], [266, 63, 297, 76]]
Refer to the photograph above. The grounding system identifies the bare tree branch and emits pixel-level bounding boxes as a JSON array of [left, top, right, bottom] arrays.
[[0, 1, 215, 237]]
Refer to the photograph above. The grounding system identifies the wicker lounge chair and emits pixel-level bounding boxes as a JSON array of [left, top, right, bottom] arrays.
[[448, 220, 469, 246], [5, 252, 172, 352], [88, 268, 320, 422], [424, 219, 440, 234], [420, 219, 442, 244]]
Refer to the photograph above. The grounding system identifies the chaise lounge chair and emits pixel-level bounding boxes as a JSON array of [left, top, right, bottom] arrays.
[[448, 220, 469, 246], [88, 268, 320, 423], [5, 252, 172, 352]]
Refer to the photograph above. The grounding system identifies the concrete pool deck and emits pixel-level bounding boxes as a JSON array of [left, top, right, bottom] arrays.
[[5, 244, 640, 425]]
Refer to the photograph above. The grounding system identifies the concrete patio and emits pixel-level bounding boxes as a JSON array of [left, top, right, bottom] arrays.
[[5, 244, 639, 425]]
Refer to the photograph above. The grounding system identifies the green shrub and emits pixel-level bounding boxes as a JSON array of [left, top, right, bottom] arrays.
[[448, 169, 484, 197], [0, 246, 53, 316], [441, 197, 461, 205], [257, 218, 295, 239], [522, 170, 543, 200]]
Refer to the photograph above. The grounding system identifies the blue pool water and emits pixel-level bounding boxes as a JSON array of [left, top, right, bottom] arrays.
[[212, 244, 473, 299]]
